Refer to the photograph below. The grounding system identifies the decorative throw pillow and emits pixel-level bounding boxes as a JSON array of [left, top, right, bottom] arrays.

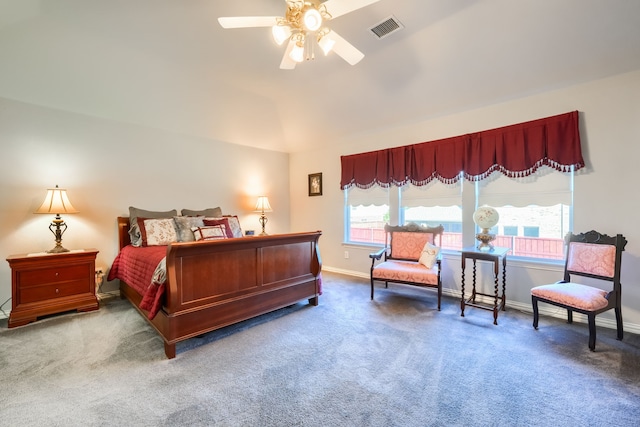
[[173, 216, 205, 242], [140, 218, 178, 246], [418, 242, 441, 269], [181, 207, 222, 217], [129, 207, 177, 247], [223, 215, 243, 238], [202, 218, 234, 238], [204, 216, 243, 238], [191, 225, 227, 241]]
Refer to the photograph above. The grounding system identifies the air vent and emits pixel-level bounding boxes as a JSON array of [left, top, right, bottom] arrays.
[[369, 15, 404, 39]]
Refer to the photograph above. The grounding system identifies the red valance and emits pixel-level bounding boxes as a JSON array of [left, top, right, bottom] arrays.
[[340, 111, 584, 189]]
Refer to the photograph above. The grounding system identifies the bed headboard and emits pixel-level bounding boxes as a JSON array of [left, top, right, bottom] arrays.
[[117, 217, 131, 250]]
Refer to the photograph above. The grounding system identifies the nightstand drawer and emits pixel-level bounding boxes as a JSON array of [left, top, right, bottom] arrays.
[[20, 279, 90, 304], [18, 264, 89, 287]]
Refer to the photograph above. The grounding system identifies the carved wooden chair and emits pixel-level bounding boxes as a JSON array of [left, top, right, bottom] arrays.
[[531, 230, 627, 351], [369, 223, 444, 310]]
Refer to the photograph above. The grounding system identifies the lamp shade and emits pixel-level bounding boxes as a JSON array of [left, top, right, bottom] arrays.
[[255, 196, 273, 212], [473, 206, 499, 230], [35, 185, 79, 214]]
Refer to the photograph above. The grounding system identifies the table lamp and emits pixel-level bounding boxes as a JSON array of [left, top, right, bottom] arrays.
[[34, 185, 79, 253], [473, 206, 499, 250], [255, 196, 273, 236]]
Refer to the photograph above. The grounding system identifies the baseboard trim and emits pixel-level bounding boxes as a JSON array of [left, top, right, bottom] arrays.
[[322, 266, 640, 336]]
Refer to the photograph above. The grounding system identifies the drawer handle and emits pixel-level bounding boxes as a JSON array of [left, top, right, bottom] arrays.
[[56, 288, 59, 294], [55, 272, 59, 277]]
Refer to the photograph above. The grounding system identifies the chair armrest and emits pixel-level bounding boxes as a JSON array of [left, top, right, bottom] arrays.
[[370, 247, 388, 271], [369, 247, 387, 260]]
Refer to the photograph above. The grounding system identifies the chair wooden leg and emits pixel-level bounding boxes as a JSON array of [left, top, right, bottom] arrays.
[[567, 309, 573, 324], [532, 296, 539, 329], [370, 278, 375, 300], [437, 284, 442, 311], [588, 314, 596, 351], [615, 307, 624, 340]]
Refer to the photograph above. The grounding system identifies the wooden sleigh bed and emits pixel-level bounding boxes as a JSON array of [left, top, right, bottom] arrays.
[[110, 217, 322, 358]]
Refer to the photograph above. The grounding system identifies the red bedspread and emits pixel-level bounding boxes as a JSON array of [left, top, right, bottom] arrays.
[[107, 245, 167, 319]]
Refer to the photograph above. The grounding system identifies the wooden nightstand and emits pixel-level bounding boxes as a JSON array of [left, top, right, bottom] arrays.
[[6, 249, 99, 328]]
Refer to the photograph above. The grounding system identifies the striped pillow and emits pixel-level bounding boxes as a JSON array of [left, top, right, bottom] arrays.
[[191, 225, 227, 241]]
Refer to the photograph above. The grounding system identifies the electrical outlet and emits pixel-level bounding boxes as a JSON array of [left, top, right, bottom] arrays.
[[344, 250, 349, 259]]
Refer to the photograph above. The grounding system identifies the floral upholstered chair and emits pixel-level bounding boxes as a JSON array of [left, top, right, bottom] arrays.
[[531, 230, 627, 351], [369, 223, 444, 310]]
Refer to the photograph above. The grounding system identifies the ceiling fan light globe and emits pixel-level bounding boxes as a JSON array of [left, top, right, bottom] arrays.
[[272, 25, 292, 45], [290, 44, 305, 63], [318, 35, 335, 55], [303, 8, 322, 31]]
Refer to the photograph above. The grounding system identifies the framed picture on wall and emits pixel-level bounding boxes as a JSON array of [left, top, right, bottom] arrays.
[[308, 173, 322, 197]]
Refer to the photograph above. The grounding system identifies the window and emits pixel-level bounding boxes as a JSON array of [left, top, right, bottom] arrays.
[[400, 179, 462, 250], [340, 112, 581, 261], [503, 226, 518, 236], [345, 186, 389, 245], [345, 179, 462, 249], [345, 166, 573, 261], [476, 166, 573, 260]]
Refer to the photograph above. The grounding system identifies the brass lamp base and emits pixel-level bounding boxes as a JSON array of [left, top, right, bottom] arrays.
[[258, 213, 268, 236], [47, 244, 70, 254], [475, 229, 496, 251], [47, 216, 70, 253]]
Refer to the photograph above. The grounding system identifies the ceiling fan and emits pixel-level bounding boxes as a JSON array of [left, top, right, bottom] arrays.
[[218, 0, 381, 69]]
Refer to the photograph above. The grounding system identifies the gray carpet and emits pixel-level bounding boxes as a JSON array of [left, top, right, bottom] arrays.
[[1, 272, 639, 426]]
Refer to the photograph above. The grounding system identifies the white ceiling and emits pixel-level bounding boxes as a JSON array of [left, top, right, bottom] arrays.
[[1, 0, 639, 153]]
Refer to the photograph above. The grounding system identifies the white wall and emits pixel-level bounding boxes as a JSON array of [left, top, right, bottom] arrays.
[[0, 97, 290, 313], [290, 69, 640, 333]]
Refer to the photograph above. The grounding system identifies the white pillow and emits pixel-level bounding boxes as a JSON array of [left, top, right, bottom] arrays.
[[418, 242, 440, 269]]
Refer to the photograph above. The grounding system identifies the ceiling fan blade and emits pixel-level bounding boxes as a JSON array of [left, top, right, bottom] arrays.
[[218, 16, 279, 29], [322, 0, 381, 20], [280, 39, 297, 70], [327, 30, 364, 65]]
